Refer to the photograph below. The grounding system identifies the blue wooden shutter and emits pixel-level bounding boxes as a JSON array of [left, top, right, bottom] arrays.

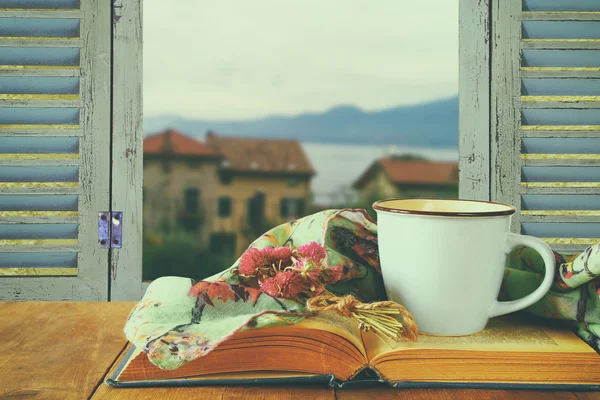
[[0, 0, 111, 300], [492, 0, 600, 254]]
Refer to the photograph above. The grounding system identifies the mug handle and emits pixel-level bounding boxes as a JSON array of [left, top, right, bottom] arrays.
[[488, 233, 556, 318]]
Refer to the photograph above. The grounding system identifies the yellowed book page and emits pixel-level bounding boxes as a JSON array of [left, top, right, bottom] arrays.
[[363, 314, 595, 363], [282, 311, 367, 359], [119, 311, 367, 382]]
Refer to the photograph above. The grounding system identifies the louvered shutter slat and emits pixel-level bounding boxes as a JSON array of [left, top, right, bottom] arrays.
[[0, 0, 110, 299]]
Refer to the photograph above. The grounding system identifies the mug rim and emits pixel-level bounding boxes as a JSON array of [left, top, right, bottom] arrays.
[[372, 198, 517, 217]]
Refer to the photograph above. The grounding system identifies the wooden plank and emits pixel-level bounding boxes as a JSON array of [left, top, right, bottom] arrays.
[[522, 11, 600, 21], [0, 99, 82, 107], [0, 185, 80, 194], [0, 239, 78, 246], [522, 125, 600, 131], [543, 237, 599, 245], [521, 210, 600, 222], [0, 38, 82, 48], [0, 123, 80, 130], [521, 67, 600, 79], [72, 0, 111, 301], [0, 154, 81, 166], [0, 267, 77, 276], [0, 243, 81, 253], [0, 211, 78, 225], [520, 186, 600, 195], [0, 65, 80, 77], [491, 0, 522, 232], [0, 182, 78, 188], [521, 96, 600, 109], [521, 182, 600, 188], [0, 130, 82, 137], [0, 94, 80, 100], [575, 393, 600, 400], [458, 0, 490, 201], [522, 129, 600, 138], [109, 0, 143, 301], [0, 9, 83, 18], [521, 39, 600, 50], [0, 278, 88, 301], [336, 388, 580, 400], [0, 302, 131, 398], [0, 215, 78, 223], [520, 154, 600, 166]]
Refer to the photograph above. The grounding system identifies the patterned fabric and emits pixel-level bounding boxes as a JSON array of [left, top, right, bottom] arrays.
[[125, 209, 600, 370], [125, 209, 384, 370], [501, 244, 600, 352]]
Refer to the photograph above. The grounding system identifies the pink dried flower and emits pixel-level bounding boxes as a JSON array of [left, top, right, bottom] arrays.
[[275, 270, 304, 298], [259, 277, 280, 297], [260, 270, 304, 299], [294, 259, 321, 283], [238, 248, 264, 276], [297, 242, 327, 262], [262, 246, 293, 268], [327, 265, 344, 284]]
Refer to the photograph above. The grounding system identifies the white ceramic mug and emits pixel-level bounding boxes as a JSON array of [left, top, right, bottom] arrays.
[[373, 198, 555, 336]]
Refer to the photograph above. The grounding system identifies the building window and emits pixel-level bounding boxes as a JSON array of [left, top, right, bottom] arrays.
[[286, 177, 298, 187], [280, 198, 306, 218], [218, 196, 232, 218], [219, 171, 233, 185], [184, 188, 199, 214], [187, 160, 201, 169], [210, 233, 236, 255], [247, 191, 266, 235]]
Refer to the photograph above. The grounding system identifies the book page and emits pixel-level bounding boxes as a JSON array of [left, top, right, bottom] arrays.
[[363, 314, 596, 363], [290, 311, 367, 359]]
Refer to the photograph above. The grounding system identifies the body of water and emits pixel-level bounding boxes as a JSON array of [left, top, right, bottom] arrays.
[[301, 142, 458, 206]]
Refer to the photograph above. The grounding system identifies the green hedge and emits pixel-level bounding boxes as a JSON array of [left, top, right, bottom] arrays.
[[143, 230, 236, 281]]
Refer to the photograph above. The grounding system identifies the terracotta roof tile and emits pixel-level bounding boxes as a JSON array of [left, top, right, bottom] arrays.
[[206, 132, 315, 175], [380, 159, 458, 185], [144, 129, 218, 157], [354, 157, 458, 189]]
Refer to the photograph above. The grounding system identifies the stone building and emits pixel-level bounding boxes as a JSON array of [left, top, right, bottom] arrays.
[[143, 129, 315, 256]]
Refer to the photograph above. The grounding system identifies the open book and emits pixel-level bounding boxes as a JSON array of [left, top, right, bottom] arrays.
[[107, 312, 600, 389]]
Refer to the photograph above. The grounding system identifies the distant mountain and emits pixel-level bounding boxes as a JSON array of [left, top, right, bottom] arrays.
[[144, 96, 458, 148]]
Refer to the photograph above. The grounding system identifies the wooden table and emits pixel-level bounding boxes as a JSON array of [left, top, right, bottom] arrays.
[[0, 302, 598, 400]]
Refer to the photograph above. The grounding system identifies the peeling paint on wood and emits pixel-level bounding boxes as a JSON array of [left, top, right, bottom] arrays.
[[522, 210, 600, 216], [110, 0, 143, 301], [491, 0, 522, 233], [522, 125, 600, 131], [521, 182, 600, 188], [0, 268, 77, 276], [459, 0, 491, 201]]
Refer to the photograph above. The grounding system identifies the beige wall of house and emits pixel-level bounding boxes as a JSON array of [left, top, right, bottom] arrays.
[[144, 158, 311, 256], [357, 169, 458, 202], [210, 175, 311, 255], [357, 169, 398, 202], [143, 159, 221, 246]]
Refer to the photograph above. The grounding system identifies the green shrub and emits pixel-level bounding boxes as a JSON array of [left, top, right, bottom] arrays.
[[143, 230, 236, 281]]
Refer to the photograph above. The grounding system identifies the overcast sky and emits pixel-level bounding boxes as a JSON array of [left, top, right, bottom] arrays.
[[143, 1, 458, 120]]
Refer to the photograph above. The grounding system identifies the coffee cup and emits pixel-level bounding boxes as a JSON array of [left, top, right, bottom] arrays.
[[373, 198, 555, 336]]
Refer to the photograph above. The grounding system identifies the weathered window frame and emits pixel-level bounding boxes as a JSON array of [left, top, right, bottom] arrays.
[[458, 0, 491, 202], [109, 0, 143, 301]]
